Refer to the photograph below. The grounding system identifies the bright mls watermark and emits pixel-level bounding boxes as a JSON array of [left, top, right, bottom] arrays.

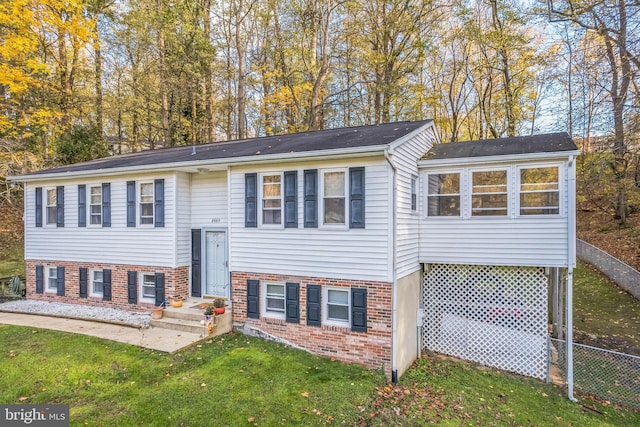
[[1, 405, 69, 426]]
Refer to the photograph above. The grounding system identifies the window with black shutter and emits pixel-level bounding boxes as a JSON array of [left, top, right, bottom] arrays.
[[103, 269, 112, 301], [349, 167, 365, 228], [35, 265, 43, 294], [102, 183, 111, 227], [303, 169, 317, 228], [351, 288, 368, 332], [79, 267, 88, 298], [306, 284, 321, 326], [127, 271, 138, 304], [284, 171, 298, 228], [246, 279, 260, 318], [285, 282, 300, 323], [35, 187, 43, 227], [56, 186, 64, 227], [245, 173, 257, 227], [126, 181, 136, 227], [78, 185, 86, 227], [154, 179, 164, 227], [56, 266, 65, 296], [155, 272, 165, 306]]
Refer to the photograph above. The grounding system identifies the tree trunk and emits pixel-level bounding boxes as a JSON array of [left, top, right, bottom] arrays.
[[156, 0, 171, 147], [203, 0, 215, 142], [93, 20, 103, 141]]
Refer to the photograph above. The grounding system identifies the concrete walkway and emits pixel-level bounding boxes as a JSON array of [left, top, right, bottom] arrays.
[[0, 312, 205, 353]]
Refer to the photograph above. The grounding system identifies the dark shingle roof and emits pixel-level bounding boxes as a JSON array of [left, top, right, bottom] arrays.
[[422, 133, 577, 161], [25, 121, 431, 177]]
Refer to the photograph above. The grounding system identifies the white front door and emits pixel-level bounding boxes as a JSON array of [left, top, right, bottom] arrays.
[[204, 230, 228, 298]]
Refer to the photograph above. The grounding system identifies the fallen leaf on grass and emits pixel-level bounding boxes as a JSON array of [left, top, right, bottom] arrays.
[[301, 392, 309, 398], [247, 417, 255, 422], [18, 397, 28, 401]]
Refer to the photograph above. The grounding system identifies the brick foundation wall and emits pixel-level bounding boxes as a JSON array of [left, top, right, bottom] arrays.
[[25, 260, 189, 313], [231, 271, 393, 377]]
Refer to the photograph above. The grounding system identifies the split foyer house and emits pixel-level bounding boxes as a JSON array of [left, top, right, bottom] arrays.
[[10, 120, 579, 382]]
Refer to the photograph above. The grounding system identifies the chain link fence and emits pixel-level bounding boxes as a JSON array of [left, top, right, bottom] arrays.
[[577, 239, 640, 300], [550, 338, 640, 408]]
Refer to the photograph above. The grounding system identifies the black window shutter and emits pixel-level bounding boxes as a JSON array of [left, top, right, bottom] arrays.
[[35, 187, 43, 227], [284, 171, 298, 228], [78, 185, 86, 227], [56, 266, 65, 296], [306, 284, 321, 326], [351, 288, 367, 332], [126, 181, 136, 227], [191, 229, 202, 297], [245, 173, 257, 227], [303, 169, 318, 228], [154, 179, 164, 227], [56, 185, 64, 227], [79, 267, 88, 298], [155, 272, 165, 306], [246, 279, 260, 318], [127, 271, 137, 304], [102, 183, 111, 227], [349, 167, 365, 229], [285, 282, 300, 323], [103, 269, 112, 301], [35, 265, 43, 294]]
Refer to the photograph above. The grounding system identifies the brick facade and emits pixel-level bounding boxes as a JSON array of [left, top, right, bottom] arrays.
[[25, 260, 189, 313], [231, 271, 393, 377]]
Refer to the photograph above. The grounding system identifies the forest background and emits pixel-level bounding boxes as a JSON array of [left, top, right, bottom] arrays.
[[0, 0, 638, 239]]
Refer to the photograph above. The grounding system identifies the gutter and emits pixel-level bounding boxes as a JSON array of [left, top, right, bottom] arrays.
[[417, 150, 582, 169], [566, 155, 577, 401], [384, 146, 399, 384], [9, 145, 390, 183]]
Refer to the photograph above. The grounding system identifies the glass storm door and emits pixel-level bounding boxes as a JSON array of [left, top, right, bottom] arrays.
[[204, 231, 228, 298]]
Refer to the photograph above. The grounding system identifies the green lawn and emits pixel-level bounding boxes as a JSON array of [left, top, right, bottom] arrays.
[[573, 261, 640, 354], [1, 326, 638, 426]]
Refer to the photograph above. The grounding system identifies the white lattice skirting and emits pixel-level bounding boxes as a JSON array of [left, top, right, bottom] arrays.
[[423, 264, 548, 379]]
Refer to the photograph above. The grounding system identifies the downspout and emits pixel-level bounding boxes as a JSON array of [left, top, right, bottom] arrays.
[[566, 155, 577, 401], [384, 147, 398, 384]]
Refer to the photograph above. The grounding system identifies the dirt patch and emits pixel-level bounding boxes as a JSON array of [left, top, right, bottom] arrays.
[[573, 330, 640, 357]]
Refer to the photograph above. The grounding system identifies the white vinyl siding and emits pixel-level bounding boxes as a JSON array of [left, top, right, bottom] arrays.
[[190, 171, 228, 228], [392, 125, 438, 280], [419, 161, 571, 267], [230, 158, 391, 282], [24, 173, 176, 267], [175, 172, 191, 266]]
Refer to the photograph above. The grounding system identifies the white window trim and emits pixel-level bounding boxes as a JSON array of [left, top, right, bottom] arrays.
[[319, 168, 349, 229], [139, 272, 156, 303], [138, 181, 154, 227], [89, 269, 104, 298], [516, 163, 563, 217], [258, 171, 284, 228], [44, 187, 57, 227], [323, 286, 350, 327], [88, 185, 102, 226], [425, 171, 462, 218], [45, 266, 57, 293], [468, 167, 510, 218], [261, 281, 286, 319]]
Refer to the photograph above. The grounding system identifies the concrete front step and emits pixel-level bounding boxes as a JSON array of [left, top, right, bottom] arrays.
[[150, 311, 233, 337]]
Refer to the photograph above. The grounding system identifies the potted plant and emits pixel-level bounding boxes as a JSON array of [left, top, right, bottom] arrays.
[[170, 297, 183, 308], [204, 306, 214, 316], [213, 299, 226, 315]]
